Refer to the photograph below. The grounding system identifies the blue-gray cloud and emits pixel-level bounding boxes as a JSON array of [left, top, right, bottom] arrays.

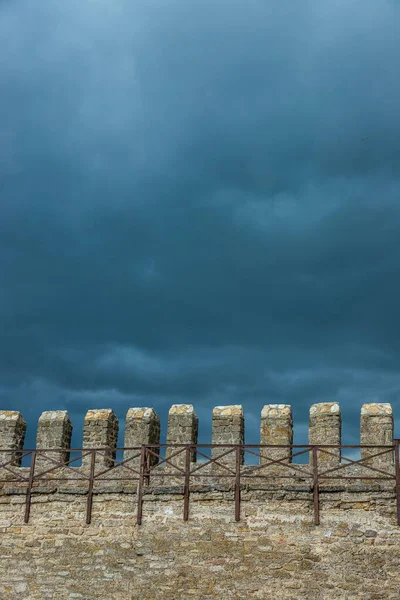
[[1, 0, 400, 449]]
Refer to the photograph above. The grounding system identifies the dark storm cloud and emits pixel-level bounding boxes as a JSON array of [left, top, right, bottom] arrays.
[[1, 0, 400, 449]]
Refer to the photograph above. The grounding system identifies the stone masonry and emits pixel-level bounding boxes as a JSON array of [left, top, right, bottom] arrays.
[[260, 404, 293, 464], [360, 403, 394, 468], [309, 402, 341, 468], [166, 404, 198, 466], [36, 410, 73, 471], [123, 407, 160, 469], [0, 411, 26, 467], [211, 405, 245, 467], [0, 402, 399, 600], [82, 409, 119, 468]]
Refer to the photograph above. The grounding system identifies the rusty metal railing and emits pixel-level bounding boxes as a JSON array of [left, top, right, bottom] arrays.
[[1, 443, 399, 526]]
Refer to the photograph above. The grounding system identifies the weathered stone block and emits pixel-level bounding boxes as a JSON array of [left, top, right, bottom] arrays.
[[309, 402, 341, 469], [166, 404, 198, 466], [211, 405, 244, 467], [123, 407, 160, 470], [360, 403, 393, 469], [82, 409, 119, 468], [36, 411, 72, 472], [0, 411, 26, 467], [260, 404, 293, 464]]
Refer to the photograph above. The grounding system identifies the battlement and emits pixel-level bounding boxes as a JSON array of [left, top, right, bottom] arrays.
[[0, 402, 396, 459], [1, 402, 399, 529]]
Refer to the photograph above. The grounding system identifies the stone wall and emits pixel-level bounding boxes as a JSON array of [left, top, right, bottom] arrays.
[[0, 403, 399, 600]]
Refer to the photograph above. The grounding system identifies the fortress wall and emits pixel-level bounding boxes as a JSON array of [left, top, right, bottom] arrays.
[[1, 487, 399, 600], [0, 403, 399, 600]]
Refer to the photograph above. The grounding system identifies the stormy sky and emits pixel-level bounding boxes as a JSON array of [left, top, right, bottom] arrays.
[[1, 0, 400, 451]]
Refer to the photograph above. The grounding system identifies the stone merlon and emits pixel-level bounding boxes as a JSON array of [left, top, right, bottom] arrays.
[[166, 404, 198, 465], [212, 405, 244, 465], [260, 404, 293, 464], [0, 410, 26, 467], [0, 403, 397, 470], [82, 408, 119, 468], [36, 410, 72, 468], [124, 408, 160, 467], [309, 402, 341, 466], [361, 402, 393, 467]]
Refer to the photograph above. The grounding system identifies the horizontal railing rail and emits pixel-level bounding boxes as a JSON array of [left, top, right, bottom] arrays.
[[1, 442, 399, 526]]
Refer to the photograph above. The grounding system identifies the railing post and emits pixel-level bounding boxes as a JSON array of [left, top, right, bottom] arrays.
[[137, 445, 146, 525], [24, 451, 36, 524], [312, 446, 319, 525], [235, 445, 241, 522], [145, 447, 151, 486], [86, 449, 96, 525], [395, 440, 400, 527], [183, 445, 191, 521]]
